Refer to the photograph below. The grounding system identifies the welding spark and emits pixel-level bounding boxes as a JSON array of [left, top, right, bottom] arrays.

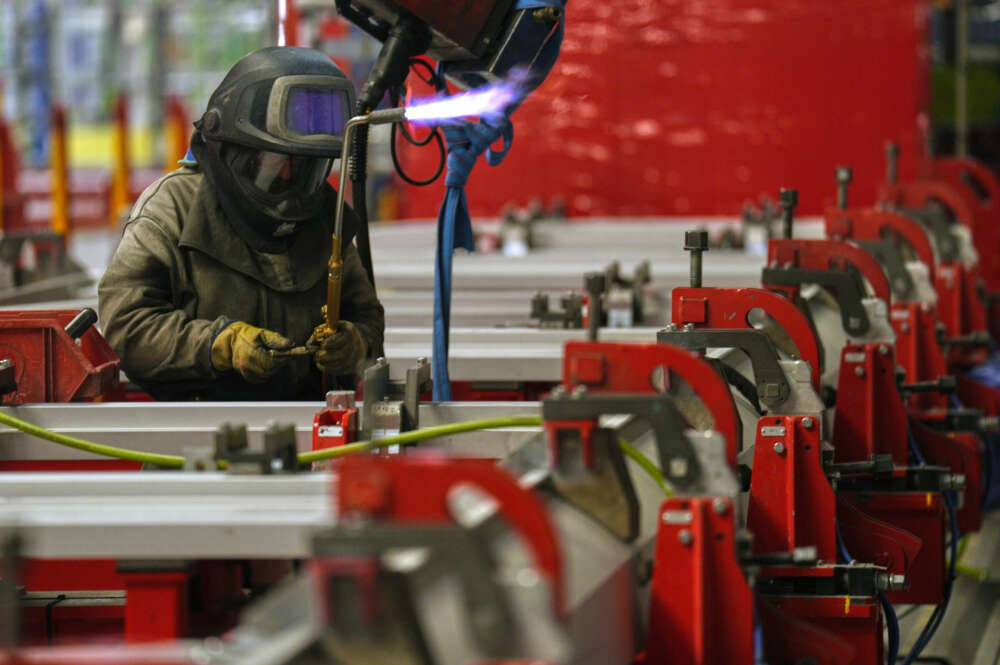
[[404, 70, 531, 124]]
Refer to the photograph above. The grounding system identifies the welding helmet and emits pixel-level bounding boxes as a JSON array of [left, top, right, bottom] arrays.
[[192, 47, 355, 241]]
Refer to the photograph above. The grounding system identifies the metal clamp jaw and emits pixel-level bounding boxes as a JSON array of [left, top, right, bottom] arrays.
[[763, 264, 873, 336], [212, 422, 299, 474], [530, 291, 583, 329], [855, 239, 915, 301], [540, 389, 700, 542], [360, 357, 432, 439], [764, 238, 894, 335], [658, 327, 791, 409], [604, 259, 652, 327]]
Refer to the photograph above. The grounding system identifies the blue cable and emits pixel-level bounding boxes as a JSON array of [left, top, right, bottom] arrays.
[[879, 592, 901, 665], [900, 493, 958, 664], [430, 0, 567, 400], [907, 421, 927, 467]]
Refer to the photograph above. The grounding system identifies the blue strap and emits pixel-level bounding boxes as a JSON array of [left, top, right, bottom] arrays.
[[179, 146, 197, 166], [431, 3, 566, 401]]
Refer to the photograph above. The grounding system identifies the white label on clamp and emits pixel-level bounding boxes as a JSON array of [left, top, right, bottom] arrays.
[[891, 309, 911, 320], [844, 352, 866, 363], [662, 510, 693, 524], [761, 426, 786, 437], [317, 426, 344, 438]]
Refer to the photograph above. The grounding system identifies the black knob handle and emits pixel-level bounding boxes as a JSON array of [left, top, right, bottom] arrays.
[[64, 308, 98, 340]]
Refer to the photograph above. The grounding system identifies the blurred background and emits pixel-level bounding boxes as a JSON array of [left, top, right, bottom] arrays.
[[1, 0, 999, 231]]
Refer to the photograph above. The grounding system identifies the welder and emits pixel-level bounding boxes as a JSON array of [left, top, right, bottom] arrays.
[[98, 47, 384, 400]]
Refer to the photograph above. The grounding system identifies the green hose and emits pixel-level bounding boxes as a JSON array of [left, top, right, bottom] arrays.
[[0, 409, 673, 497], [0, 409, 185, 469], [297, 416, 543, 463], [619, 438, 673, 497]]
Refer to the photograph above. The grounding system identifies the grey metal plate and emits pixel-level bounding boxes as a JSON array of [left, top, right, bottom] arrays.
[[0, 472, 334, 558]]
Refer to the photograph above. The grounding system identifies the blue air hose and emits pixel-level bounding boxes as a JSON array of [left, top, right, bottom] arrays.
[[431, 0, 567, 400]]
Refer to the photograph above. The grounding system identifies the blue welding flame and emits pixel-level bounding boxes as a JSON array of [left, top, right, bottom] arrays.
[[404, 69, 531, 124]]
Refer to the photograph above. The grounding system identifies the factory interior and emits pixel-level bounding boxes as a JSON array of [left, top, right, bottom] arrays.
[[2, 1, 1000, 663]]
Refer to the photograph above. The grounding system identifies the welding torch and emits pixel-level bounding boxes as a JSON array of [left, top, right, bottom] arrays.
[[318, 107, 408, 342]]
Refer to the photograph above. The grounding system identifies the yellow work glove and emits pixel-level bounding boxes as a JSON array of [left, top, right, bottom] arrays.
[[211, 321, 295, 383], [313, 321, 366, 376]]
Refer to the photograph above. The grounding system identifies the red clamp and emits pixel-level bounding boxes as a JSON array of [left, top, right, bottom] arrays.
[[311, 391, 358, 470], [561, 340, 741, 467], [766, 238, 892, 306], [0, 309, 119, 404], [825, 206, 938, 285], [927, 156, 1000, 291], [336, 454, 565, 616], [671, 287, 822, 393]]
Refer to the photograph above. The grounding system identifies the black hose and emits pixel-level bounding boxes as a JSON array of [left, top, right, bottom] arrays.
[[722, 365, 763, 415]]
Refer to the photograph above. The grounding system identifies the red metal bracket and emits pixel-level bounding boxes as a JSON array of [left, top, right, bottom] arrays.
[[758, 596, 882, 665], [746, 415, 835, 566], [311, 406, 357, 471], [909, 419, 983, 533], [832, 344, 908, 465], [120, 570, 191, 643], [671, 287, 822, 393], [766, 238, 892, 306], [561, 341, 741, 466], [336, 454, 565, 616], [840, 492, 944, 605], [644, 497, 754, 665], [0, 310, 119, 404], [836, 495, 922, 587]]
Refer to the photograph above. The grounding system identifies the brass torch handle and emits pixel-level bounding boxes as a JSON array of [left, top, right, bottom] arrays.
[[326, 234, 343, 333]]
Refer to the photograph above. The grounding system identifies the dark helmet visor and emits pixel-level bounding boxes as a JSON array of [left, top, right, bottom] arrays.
[[265, 75, 354, 151], [285, 87, 348, 136]]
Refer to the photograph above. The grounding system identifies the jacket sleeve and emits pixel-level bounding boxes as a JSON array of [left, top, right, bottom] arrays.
[[98, 217, 229, 383], [339, 243, 385, 357]]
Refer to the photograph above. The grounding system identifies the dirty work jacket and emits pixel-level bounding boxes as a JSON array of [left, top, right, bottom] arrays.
[[97, 166, 384, 400]]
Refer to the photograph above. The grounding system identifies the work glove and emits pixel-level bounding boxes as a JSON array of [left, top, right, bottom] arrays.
[[211, 321, 295, 383], [312, 320, 366, 376]]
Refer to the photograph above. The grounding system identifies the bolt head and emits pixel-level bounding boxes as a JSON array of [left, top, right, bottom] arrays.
[[879, 345, 889, 356], [712, 498, 728, 515], [854, 365, 865, 377], [684, 230, 710, 252], [773, 442, 786, 455], [802, 416, 815, 430], [683, 322, 695, 332], [669, 457, 690, 478], [678, 529, 694, 546], [779, 188, 799, 209], [835, 166, 853, 184]]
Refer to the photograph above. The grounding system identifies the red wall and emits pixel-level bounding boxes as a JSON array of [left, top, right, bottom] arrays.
[[396, 0, 930, 219]]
